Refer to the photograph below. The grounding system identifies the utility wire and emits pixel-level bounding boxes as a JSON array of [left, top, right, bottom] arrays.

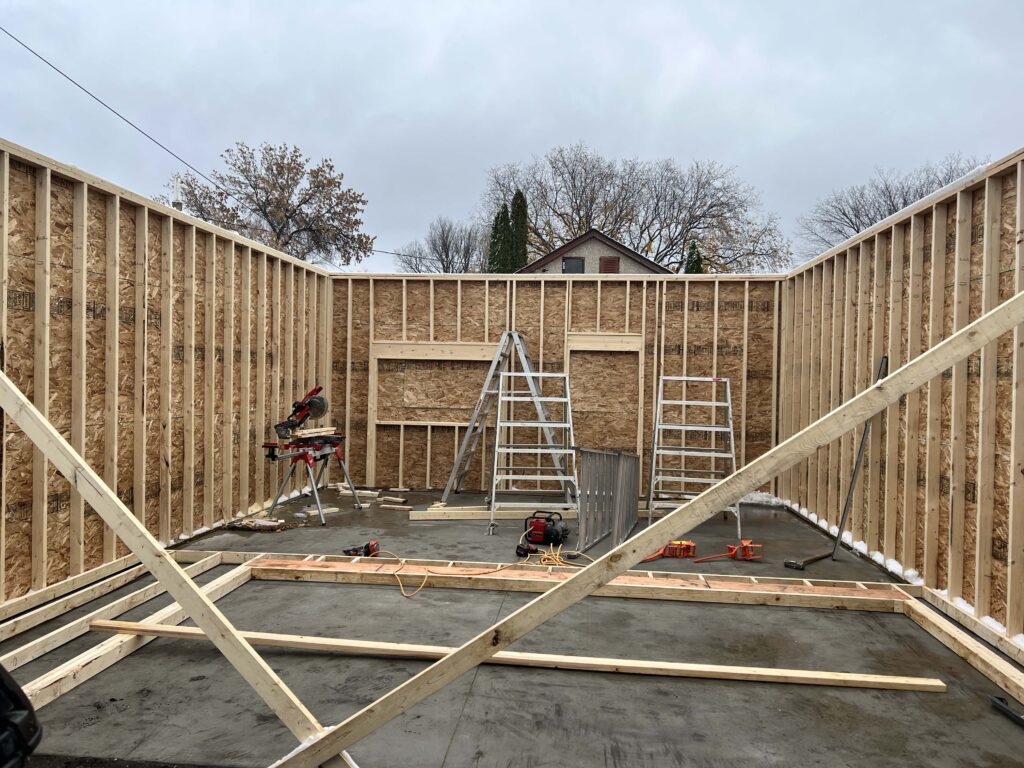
[[0, 23, 404, 260]]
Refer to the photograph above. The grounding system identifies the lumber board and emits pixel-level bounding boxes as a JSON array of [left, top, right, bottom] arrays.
[[974, 177, 1000, 617], [133, 206, 147, 524], [70, 181, 87, 575], [203, 232, 216, 528], [1009, 161, 1024, 637], [0, 555, 221, 670], [866, 236, 887, 551], [901, 215, 924, 570], [102, 194, 119, 561], [919, 588, 1024, 668], [0, 367, 351, 766], [948, 191, 972, 599], [239, 247, 252, 512], [883, 225, 904, 558], [31, 167, 50, 590], [158, 214, 172, 544], [182, 226, 195, 536], [91, 620, 947, 693], [0, 150, 6, 600], [271, 282, 1024, 768], [249, 559, 909, 611], [222, 241, 236, 519], [902, 599, 1024, 705], [923, 204, 947, 586], [24, 563, 249, 707]]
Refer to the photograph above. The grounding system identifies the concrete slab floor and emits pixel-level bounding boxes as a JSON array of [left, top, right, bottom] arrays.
[[17, 493, 1024, 767]]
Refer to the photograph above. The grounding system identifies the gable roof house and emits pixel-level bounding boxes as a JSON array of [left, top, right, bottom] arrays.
[[515, 229, 673, 275]]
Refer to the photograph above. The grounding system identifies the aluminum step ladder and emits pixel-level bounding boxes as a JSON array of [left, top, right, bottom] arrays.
[[440, 332, 578, 525], [645, 375, 741, 537], [488, 365, 578, 529]]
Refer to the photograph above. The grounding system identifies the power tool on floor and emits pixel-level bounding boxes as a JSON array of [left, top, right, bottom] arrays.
[[342, 539, 381, 557], [642, 540, 696, 563], [516, 511, 571, 557]]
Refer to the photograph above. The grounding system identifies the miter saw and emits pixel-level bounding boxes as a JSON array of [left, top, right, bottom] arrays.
[[262, 385, 363, 525]]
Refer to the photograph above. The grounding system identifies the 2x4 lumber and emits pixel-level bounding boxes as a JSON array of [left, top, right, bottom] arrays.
[[817, 260, 833, 521], [31, 166, 50, 590], [203, 233, 217, 528], [255, 252, 268, 500], [91, 620, 946, 693], [0, 368, 353, 767], [919, 587, 1024, 668], [838, 250, 857, 533], [183, 226, 196, 536], [948, 190, 972, 599], [902, 214, 925, 569], [133, 206, 147, 524], [0, 555, 220, 671], [806, 266, 821, 513], [923, 204, 948, 586], [866, 235, 887, 551], [0, 561, 147, 642], [369, 341, 498, 361], [283, 264, 294, 486], [1009, 161, 1024, 637], [366, 278, 377, 486], [222, 241, 236, 520], [273, 283, 1024, 768], [102, 194, 120, 561], [25, 563, 250, 708], [70, 181, 87, 574], [883, 225, 905, 558], [853, 243, 872, 538], [0, 150, 6, 600], [271, 260, 283, 485], [239, 248, 252, 512], [158, 215, 173, 544], [250, 560, 906, 611], [974, 177, 1001, 617], [902, 599, 1024, 705], [827, 257, 844, 521]]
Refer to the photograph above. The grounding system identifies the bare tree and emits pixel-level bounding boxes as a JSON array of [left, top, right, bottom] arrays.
[[483, 143, 788, 273], [397, 217, 482, 273], [796, 153, 984, 258], [166, 142, 374, 268]]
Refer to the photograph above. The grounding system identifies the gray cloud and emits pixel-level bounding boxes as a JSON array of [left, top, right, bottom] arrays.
[[2, 0, 1022, 272]]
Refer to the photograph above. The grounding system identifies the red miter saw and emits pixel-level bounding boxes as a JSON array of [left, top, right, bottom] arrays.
[[262, 385, 363, 525]]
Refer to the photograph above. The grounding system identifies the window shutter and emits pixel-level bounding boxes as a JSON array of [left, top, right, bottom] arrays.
[[599, 256, 620, 274]]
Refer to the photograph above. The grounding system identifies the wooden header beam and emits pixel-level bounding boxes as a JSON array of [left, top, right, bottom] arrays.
[[273, 267, 1024, 767]]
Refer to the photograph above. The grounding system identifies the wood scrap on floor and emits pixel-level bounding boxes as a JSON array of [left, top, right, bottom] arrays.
[[379, 504, 412, 511], [380, 496, 407, 504]]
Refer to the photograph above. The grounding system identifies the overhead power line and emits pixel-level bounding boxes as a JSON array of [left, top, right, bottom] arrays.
[[0, 23, 401, 261]]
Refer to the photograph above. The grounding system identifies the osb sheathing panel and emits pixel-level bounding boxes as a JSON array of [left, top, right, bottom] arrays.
[[170, 222, 185, 543], [914, 214, 934, 572], [373, 280, 403, 341], [115, 201, 136, 558], [459, 281, 486, 342], [432, 281, 458, 341], [513, 281, 542, 366], [745, 282, 776, 464], [374, 425, 400, 489], [331, 280, 348, 436], [144, 215, 161, 535], [893, 225, 910, 562], [212, 239, 225, 518], [569, 350, 638, 454], [405, 280, 430, 342], [487, 281, 509, 341], [193, 231, 207, 526], [4, 162, 36, 598], [377, 360, 490, 424], [429, 426, 457, 491], [541, 282, 567, 370], [402, 425, 428, 489], [82, 189, 109, 570], [962, 188, 985, 606], [569, 281, 598, 332], [46, 178, 73, 586], [937, 202, 957, 589], [599, 281, 628, 332], [348, 280, 370, 482], [991, 172, 1017, 622], [231, 250, 242, 511]]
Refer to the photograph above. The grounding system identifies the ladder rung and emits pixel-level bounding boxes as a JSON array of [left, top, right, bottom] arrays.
[[499, 420, 571, 428], [500, 372, 567, 378], [654, 467, 728, 476], [657, 424, 731, 432], [495, 474, 575, 482], [502, 396, 569, 403], [656, 447, 734, 458], [493, 502, 577, 509], [497, 445, 574, 454], [660, 400, 729, 407], [653, 476, 720, 484]]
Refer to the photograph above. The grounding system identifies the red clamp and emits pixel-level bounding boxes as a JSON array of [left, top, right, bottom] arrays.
[[693, 539, 763, 563]]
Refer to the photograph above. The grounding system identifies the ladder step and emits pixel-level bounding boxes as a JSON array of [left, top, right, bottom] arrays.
[[656, 446, 734, 458], [653, 476, 720, 484], [495, 474, 575, 482], [492, 502, 577, 510], [500, 372, 567, 378], [502, 396, 569, 402], [654, 467, 728, 476], [657, 424, 732, 432], [659, 400, 730, 407], [497, 445, 574, 454], [498, 421, 571, 428]]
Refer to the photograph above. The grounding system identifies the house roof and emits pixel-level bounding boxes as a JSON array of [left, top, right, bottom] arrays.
[[515, 229, 674, 274]]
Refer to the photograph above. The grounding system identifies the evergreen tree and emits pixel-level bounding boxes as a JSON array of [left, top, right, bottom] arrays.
[[509, 189, 529, 270], [488, 204, 513, 272], [683, 241, 704, 274]]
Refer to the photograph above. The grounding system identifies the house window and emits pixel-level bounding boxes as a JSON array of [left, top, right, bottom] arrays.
[[562, 257, 585, 274], [599, 256, 620, 274]]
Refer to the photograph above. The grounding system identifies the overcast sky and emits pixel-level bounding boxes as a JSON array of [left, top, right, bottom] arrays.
[[2, 1, 1023, 272]]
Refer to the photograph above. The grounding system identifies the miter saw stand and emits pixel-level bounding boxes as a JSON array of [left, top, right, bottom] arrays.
[[262, 385, 364, 525]]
